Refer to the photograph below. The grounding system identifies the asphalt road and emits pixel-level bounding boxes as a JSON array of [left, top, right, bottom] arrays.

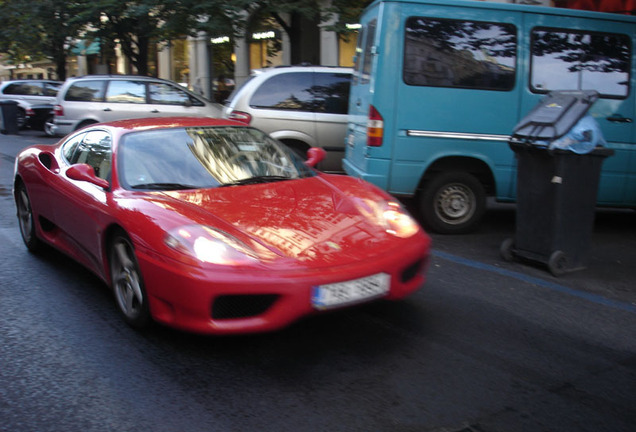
[[1, 130, 635, 432]]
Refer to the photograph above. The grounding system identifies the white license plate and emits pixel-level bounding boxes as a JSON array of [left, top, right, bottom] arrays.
[[311, 273, 391, 310]]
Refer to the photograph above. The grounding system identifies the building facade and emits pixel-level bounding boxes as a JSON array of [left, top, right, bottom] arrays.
[[3, 0, 632, 98]]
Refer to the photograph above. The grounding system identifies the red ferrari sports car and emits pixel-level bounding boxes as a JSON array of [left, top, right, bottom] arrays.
[[14, 117, 431, 334]]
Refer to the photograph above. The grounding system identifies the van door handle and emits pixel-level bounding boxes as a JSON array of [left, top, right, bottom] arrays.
[[607, 115, 632, 123], [151, 109, 159, 113], [103, 108, 112, 112]]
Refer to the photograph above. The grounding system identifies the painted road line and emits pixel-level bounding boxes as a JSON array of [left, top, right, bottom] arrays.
[[432, 250, 636, 314]]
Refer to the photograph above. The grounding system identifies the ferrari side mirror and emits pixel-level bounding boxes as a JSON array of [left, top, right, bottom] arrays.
[[305, 147, 326, 167], [67, 164, 110, 189]]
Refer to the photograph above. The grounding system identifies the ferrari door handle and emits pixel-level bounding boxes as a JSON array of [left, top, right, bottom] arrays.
[[607, 115, 632, 123]]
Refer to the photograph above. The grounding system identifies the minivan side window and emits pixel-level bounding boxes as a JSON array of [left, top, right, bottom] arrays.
[[313, 73, 351, 114], [149, 82, 204, 106], [106, 81, 146, 104], [403, 17, 517, 91], [44, 82, 61, 96], [530, 28, 631, 98], [249, 73, 314, 111], [65, 80, 106, 102]]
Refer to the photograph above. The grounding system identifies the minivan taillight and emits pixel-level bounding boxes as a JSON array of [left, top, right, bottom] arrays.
[[367, 105, 384, 147], [53, 104, 64, 117], [227, 110, 252, 125]]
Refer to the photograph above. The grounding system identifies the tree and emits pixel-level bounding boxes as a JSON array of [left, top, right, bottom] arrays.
[[0, 0, 85, 80], [193, 0, 370, 65], [78, 0, 199, 76]]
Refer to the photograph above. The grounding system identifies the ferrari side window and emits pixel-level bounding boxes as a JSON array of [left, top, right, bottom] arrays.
[[62, 133, 87, 163], [71, 131, 113, 180]]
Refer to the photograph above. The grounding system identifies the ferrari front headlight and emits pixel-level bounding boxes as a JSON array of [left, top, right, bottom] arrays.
[[165, 225, 259, 266], [355, 198, 420, 238]]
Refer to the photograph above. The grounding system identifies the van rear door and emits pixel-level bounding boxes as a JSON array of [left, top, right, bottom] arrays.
[[345, 9, 382, 185]]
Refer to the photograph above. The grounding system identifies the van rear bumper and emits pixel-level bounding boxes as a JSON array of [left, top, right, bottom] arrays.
[[343, 158, 390, 190]]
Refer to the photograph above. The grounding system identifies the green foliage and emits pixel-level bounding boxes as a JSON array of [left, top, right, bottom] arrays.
[[1, 0, 369, 77]]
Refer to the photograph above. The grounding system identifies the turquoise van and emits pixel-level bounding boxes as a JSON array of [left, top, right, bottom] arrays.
[[343, 0, 636, 233]]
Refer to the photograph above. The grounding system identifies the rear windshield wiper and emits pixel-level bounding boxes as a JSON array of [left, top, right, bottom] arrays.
[[130, 183, 200, 191], [220, 176, 292, 187]]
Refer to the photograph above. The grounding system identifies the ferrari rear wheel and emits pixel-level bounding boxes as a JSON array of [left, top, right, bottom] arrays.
[[109, 231, 151, 328], [15, 182, 41, 252]]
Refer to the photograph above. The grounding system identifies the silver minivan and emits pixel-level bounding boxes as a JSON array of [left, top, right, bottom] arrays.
[[52, 75, 222, 137], [223, 66, 352, 172]]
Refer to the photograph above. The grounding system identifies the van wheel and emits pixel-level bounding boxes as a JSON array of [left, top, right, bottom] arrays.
[[419, 171, 486, 234]]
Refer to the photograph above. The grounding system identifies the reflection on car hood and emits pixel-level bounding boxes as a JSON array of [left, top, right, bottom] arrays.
[[158, 175, 404, 266]]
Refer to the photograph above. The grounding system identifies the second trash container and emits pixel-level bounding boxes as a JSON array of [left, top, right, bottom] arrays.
[[500, 90, 614, 276], [0, 100, 20, 135]]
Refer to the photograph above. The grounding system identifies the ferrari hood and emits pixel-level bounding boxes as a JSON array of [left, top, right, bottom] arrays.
[[156, 176, 418, 266]]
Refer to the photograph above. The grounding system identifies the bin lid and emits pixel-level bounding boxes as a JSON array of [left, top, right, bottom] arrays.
[[512, 90, 599, 142]]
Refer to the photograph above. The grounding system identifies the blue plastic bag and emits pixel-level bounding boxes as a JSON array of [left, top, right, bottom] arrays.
[[548, 115, 606, 154]]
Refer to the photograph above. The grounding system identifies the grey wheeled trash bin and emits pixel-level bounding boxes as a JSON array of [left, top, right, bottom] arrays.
[[500, 90, 614, 276], [0, 100, 20, 135]]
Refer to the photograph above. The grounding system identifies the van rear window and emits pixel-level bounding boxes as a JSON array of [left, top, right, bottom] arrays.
[[404, 17, 516, 91]]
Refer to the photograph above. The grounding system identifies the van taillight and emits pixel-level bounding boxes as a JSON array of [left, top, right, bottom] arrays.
[[367, 105, 384, 147], [227, 110, 252, 125], [53, 105, 63, 117]]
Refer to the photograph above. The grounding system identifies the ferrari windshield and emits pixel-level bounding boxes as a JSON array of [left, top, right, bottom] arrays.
[[118, 126, 316, 190]]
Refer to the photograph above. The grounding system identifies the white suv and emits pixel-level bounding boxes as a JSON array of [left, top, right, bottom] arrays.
[[223, 66, 352, 172], [52, 75, 222, 136]]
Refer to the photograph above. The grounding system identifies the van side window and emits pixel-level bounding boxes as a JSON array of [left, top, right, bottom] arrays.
[[403, 17, 516, 91], [65, 80, 106, 102], [530, 28, 630, 98], [249, 72, 314, 111]]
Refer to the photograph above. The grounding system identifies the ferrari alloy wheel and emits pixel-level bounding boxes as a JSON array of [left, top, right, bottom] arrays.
[[15, 182, 41, 252], [110, 231, 151, 328]]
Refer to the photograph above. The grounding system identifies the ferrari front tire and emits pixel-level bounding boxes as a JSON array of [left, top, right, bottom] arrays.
[[109, 230, 151, 328], [15, 181, 42, 253]]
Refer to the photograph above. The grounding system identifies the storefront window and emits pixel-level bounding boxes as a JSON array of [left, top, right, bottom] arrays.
[[171, 39, 189, 85], [339, 32, 358, 67]]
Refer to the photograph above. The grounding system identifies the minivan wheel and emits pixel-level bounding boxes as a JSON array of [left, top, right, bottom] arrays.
[[76, 120, 98, 131], [419, 171, 486, 234]]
